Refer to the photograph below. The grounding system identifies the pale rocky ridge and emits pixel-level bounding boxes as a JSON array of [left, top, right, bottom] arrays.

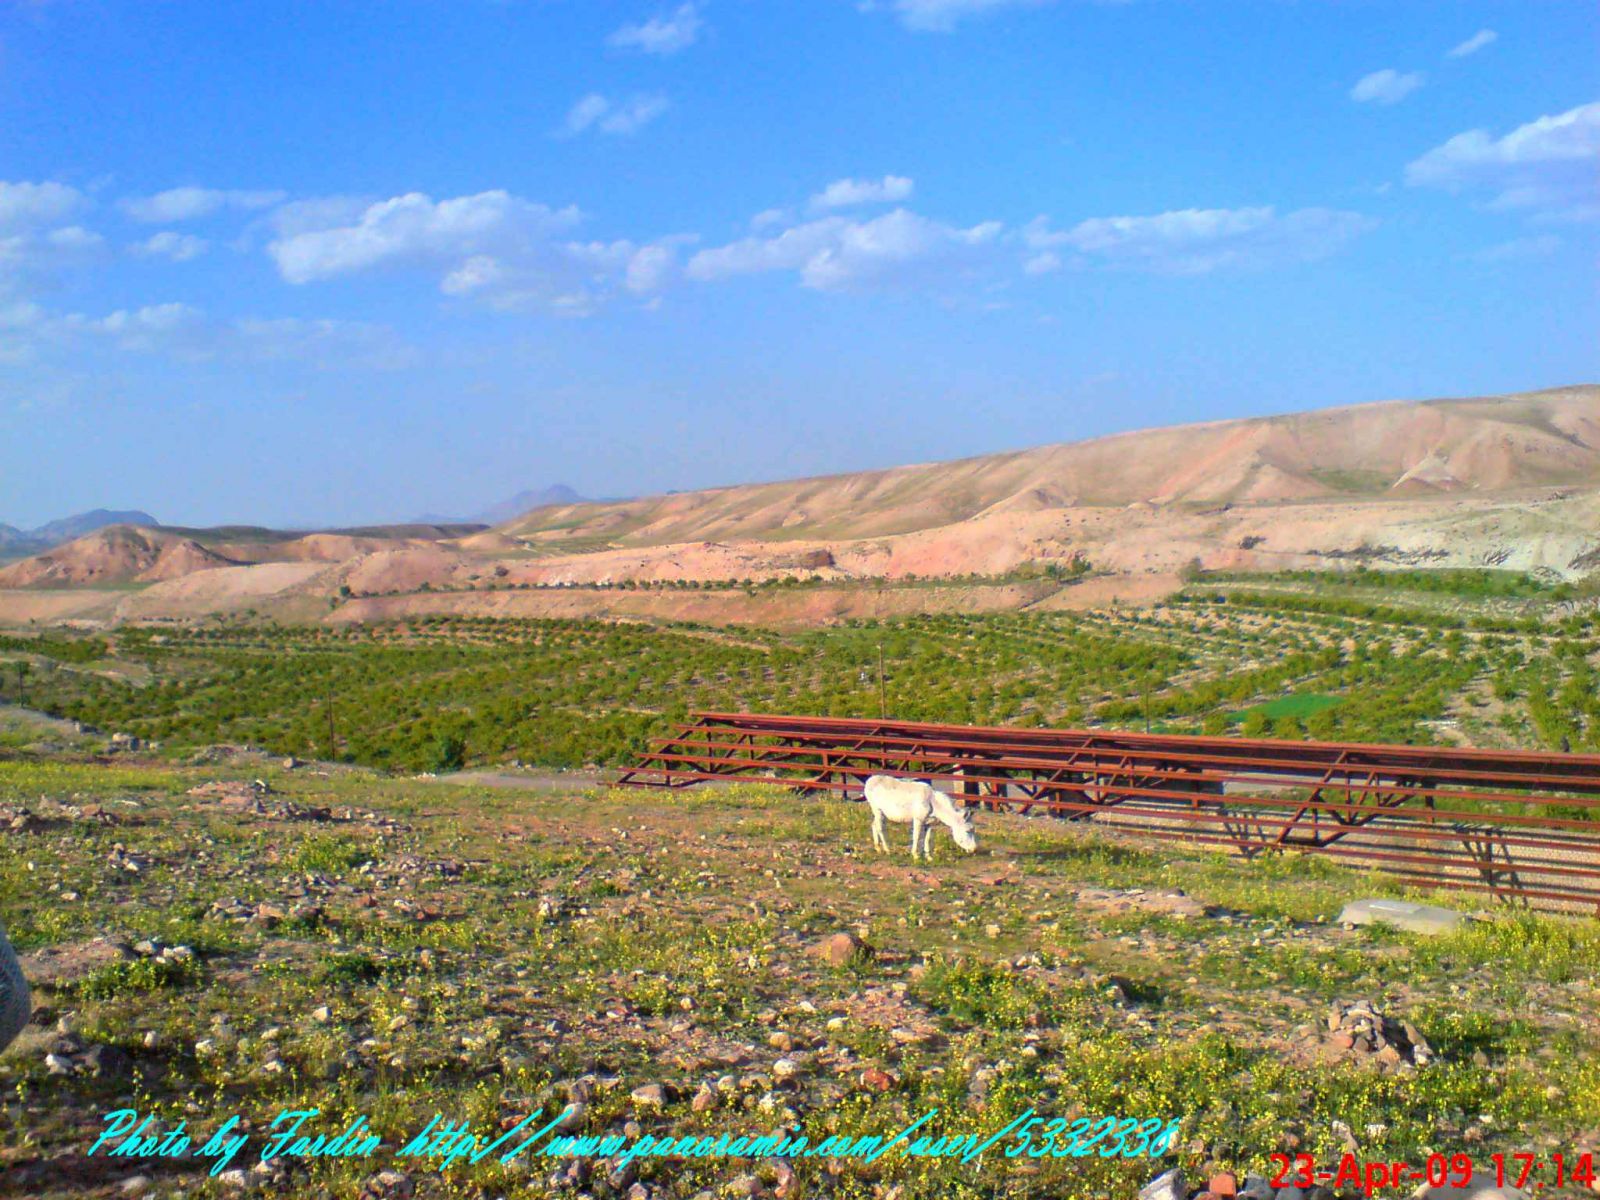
[[4, 384, 1599, 627]]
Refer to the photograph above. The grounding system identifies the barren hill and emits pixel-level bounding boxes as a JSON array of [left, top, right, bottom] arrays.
[[501, 385, 1600, 547], [5, 384, 1600, 628], [0, 526, 239, 588], [0, 523, 482, 590]]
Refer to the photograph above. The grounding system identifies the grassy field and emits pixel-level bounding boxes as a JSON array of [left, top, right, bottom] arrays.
[[1, 756, 1597, 1199], [3, 570, 1599, 773]]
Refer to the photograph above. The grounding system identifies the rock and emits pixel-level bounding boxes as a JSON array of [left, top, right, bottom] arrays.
[[1238, 1176, 1275, 1200], [359, 1171, 416, 1200], [1210, 1173, 1239, 1197], [80, 1043, 132, 1079], [768, 1031, 795, 1052], [859, 1067, 894, 1092], [119, 1176, 153, 1196], [806, 932, 873, 967], [1321, 1000, 1432, 1070], [1337, 898, 1465, 936], [312, 1005, 332, 1023], [1408, 1171, 1526, 1199], [691, 1084, 718, 1113], [630, 1083, 669, 1108], [772, 1058, 799, 1081], [1140, 1169, 1186, 1200]]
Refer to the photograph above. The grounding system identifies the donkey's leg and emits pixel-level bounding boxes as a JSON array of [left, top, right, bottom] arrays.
[[872, 812, 887, 853], [910, 818, 924, 860]]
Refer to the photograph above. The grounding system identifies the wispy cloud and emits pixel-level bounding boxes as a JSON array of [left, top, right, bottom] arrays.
[[687, 208, 1002, 291], [1406, 101, 1600, 221], [1468, 235, 1560, 263], [0, 180, 88, 231], [1024, 206, 1377, 274], [129, 231, 208, 262], [810, 175, 915, 210], [0, 226, 106, 298], [608, 3, 703, 55], [1447, 29, 1497, 59], [561, 93, 670, 137], [119, 187, 286, 223], [0, 300, 415, 370], [870, 0, 1054, 34], [1350, 69, 1424, 105]]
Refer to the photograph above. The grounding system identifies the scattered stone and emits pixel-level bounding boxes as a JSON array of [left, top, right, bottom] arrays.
[[1408, 1171, 1525, 1199], [806, 932, 873, 967], [1337, 899, 1466, 936], [44, 1052, 74, 1076], [1318, 999, 1432, 1071], [80, 1043, 132, 1079], [359, 1170, 415, 1200], [1140, 1169, 1187, 1200], [630, 1083, 669, 1108]]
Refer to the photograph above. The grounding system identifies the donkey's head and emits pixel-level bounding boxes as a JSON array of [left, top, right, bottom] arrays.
[[948, 806, 978, 853]]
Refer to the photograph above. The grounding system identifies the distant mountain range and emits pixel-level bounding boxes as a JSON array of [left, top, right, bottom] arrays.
[[0, 509, 159, 559], [414, 484, 589, 526]]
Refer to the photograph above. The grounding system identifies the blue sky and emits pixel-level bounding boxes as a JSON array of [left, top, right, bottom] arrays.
[[2, 0, 1596, 528]]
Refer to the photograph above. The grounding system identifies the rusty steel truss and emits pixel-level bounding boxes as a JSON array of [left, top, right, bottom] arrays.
[[616, 711, 1600, 913]]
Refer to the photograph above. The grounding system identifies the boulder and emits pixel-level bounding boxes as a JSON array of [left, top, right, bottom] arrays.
[[1336, 899, 1465, 936], [806, 932, 873, 967], [1409, 1170, 1526, 1199]]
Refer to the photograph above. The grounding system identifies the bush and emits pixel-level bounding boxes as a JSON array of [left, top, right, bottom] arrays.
[[432, 734, 467, 772]]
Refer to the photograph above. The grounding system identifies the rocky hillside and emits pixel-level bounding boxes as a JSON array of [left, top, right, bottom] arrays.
[[501, 385, 1600, 546]]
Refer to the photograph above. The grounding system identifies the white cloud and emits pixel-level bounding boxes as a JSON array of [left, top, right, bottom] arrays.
[[1406, 101, 1600, 221], [1447, 29, 1497, 59], [561, 93, 670, 137], [1025, 206, 1377, 274], [1469, 234, 1561, 263], [687, 208, 1003, 292], [119, 187, 287, 223], [1350, 69, 1424, 105], [0, 181, 88, 231], [810, 175, 915, 210], [608, 3, 702, 55], [266, 189, 684, 315], [749, 208, 790, 230], [0, 225, 106, 297], [130, 230, 208, 262], [876, 0, 1054, 33], [1, 300, 414, 369], [267, 191, 582, 284], [264, 195, 375, 238]]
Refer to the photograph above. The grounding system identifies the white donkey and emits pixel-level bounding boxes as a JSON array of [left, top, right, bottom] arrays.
[[863, 775, 978, 860]]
